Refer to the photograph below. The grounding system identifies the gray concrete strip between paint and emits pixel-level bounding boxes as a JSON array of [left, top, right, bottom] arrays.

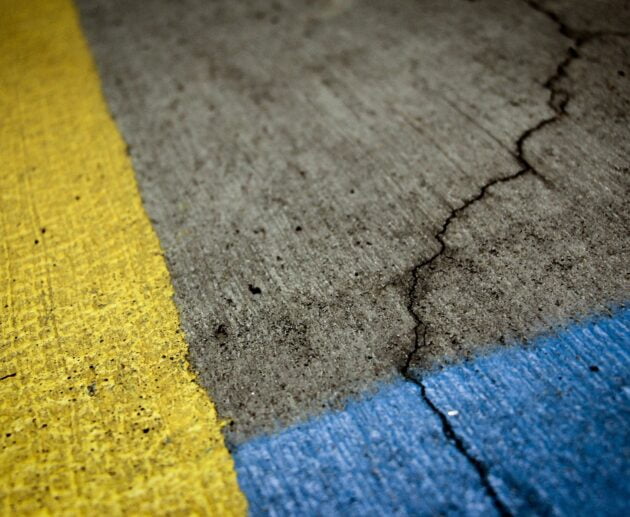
[[78, 0, 629, 442]]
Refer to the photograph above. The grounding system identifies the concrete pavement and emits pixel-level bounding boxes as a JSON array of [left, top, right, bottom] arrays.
[[78, 0, 629, 442]]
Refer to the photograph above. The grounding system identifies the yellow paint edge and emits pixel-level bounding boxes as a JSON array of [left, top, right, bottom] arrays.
[[0, 0, 247, 514]]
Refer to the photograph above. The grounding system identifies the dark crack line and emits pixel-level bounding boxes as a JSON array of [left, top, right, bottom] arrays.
[[0, 372, 17, 381], [401, 325, 513, 514], [523, 1, 630, 44], [402, 159, 541, 375], [520, 1, 629, 146], [398, 167, 535, 517], [397, 3, 630, 516], [419, 374, 512, 516]]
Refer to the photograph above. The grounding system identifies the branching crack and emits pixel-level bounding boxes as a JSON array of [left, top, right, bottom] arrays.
[[398, 3, 629, 515]]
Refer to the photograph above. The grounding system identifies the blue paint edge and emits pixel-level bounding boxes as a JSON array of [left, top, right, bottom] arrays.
[[234, 308, 630, 516]]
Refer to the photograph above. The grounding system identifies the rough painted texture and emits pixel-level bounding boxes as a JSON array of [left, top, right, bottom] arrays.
[[0, 1, 246, 513], [421, 308, 630, 516], [235, 309, 630, 516], [78, 0, 630, 441], [235, 380, 497, 516]]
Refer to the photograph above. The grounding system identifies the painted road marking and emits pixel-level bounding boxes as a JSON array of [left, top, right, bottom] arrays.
[[238, 380, 497, 515], [235, 309, 630, 515], [422, 308, 630, 516], [0, 0, 246, 514]]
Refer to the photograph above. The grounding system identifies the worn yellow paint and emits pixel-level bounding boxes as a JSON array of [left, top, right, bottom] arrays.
[[0, 0, 247, 514]]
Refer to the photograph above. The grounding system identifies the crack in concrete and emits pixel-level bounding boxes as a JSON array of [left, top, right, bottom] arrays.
[[416, 376, 513, 516], [520, 1, 630, 145], [523, 1, 630, 42], [398, 3, 630, 515]]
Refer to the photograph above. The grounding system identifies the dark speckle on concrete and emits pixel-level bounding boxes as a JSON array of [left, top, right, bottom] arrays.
[[248, 284, 262, 295]]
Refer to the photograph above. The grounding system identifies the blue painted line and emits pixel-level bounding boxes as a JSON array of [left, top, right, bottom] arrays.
[[234, 308, 630, 516], [423, 307, 630, 516], [234, 380, 497, 516]]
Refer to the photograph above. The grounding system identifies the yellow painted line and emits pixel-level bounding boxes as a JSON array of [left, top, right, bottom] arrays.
[[0, 0, 247, 514]]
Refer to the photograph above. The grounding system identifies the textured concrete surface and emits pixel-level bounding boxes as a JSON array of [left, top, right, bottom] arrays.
[[407, 5, 630, 371], [78, 0, 630, 441], [236, 309, 630, 516]]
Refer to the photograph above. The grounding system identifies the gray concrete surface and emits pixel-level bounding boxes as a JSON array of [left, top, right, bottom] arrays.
[[408, 29, 630, 371], [78, 0, 629, 442]]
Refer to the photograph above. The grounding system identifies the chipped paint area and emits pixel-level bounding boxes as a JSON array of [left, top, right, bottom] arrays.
[[0, 0, 245, 513]]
